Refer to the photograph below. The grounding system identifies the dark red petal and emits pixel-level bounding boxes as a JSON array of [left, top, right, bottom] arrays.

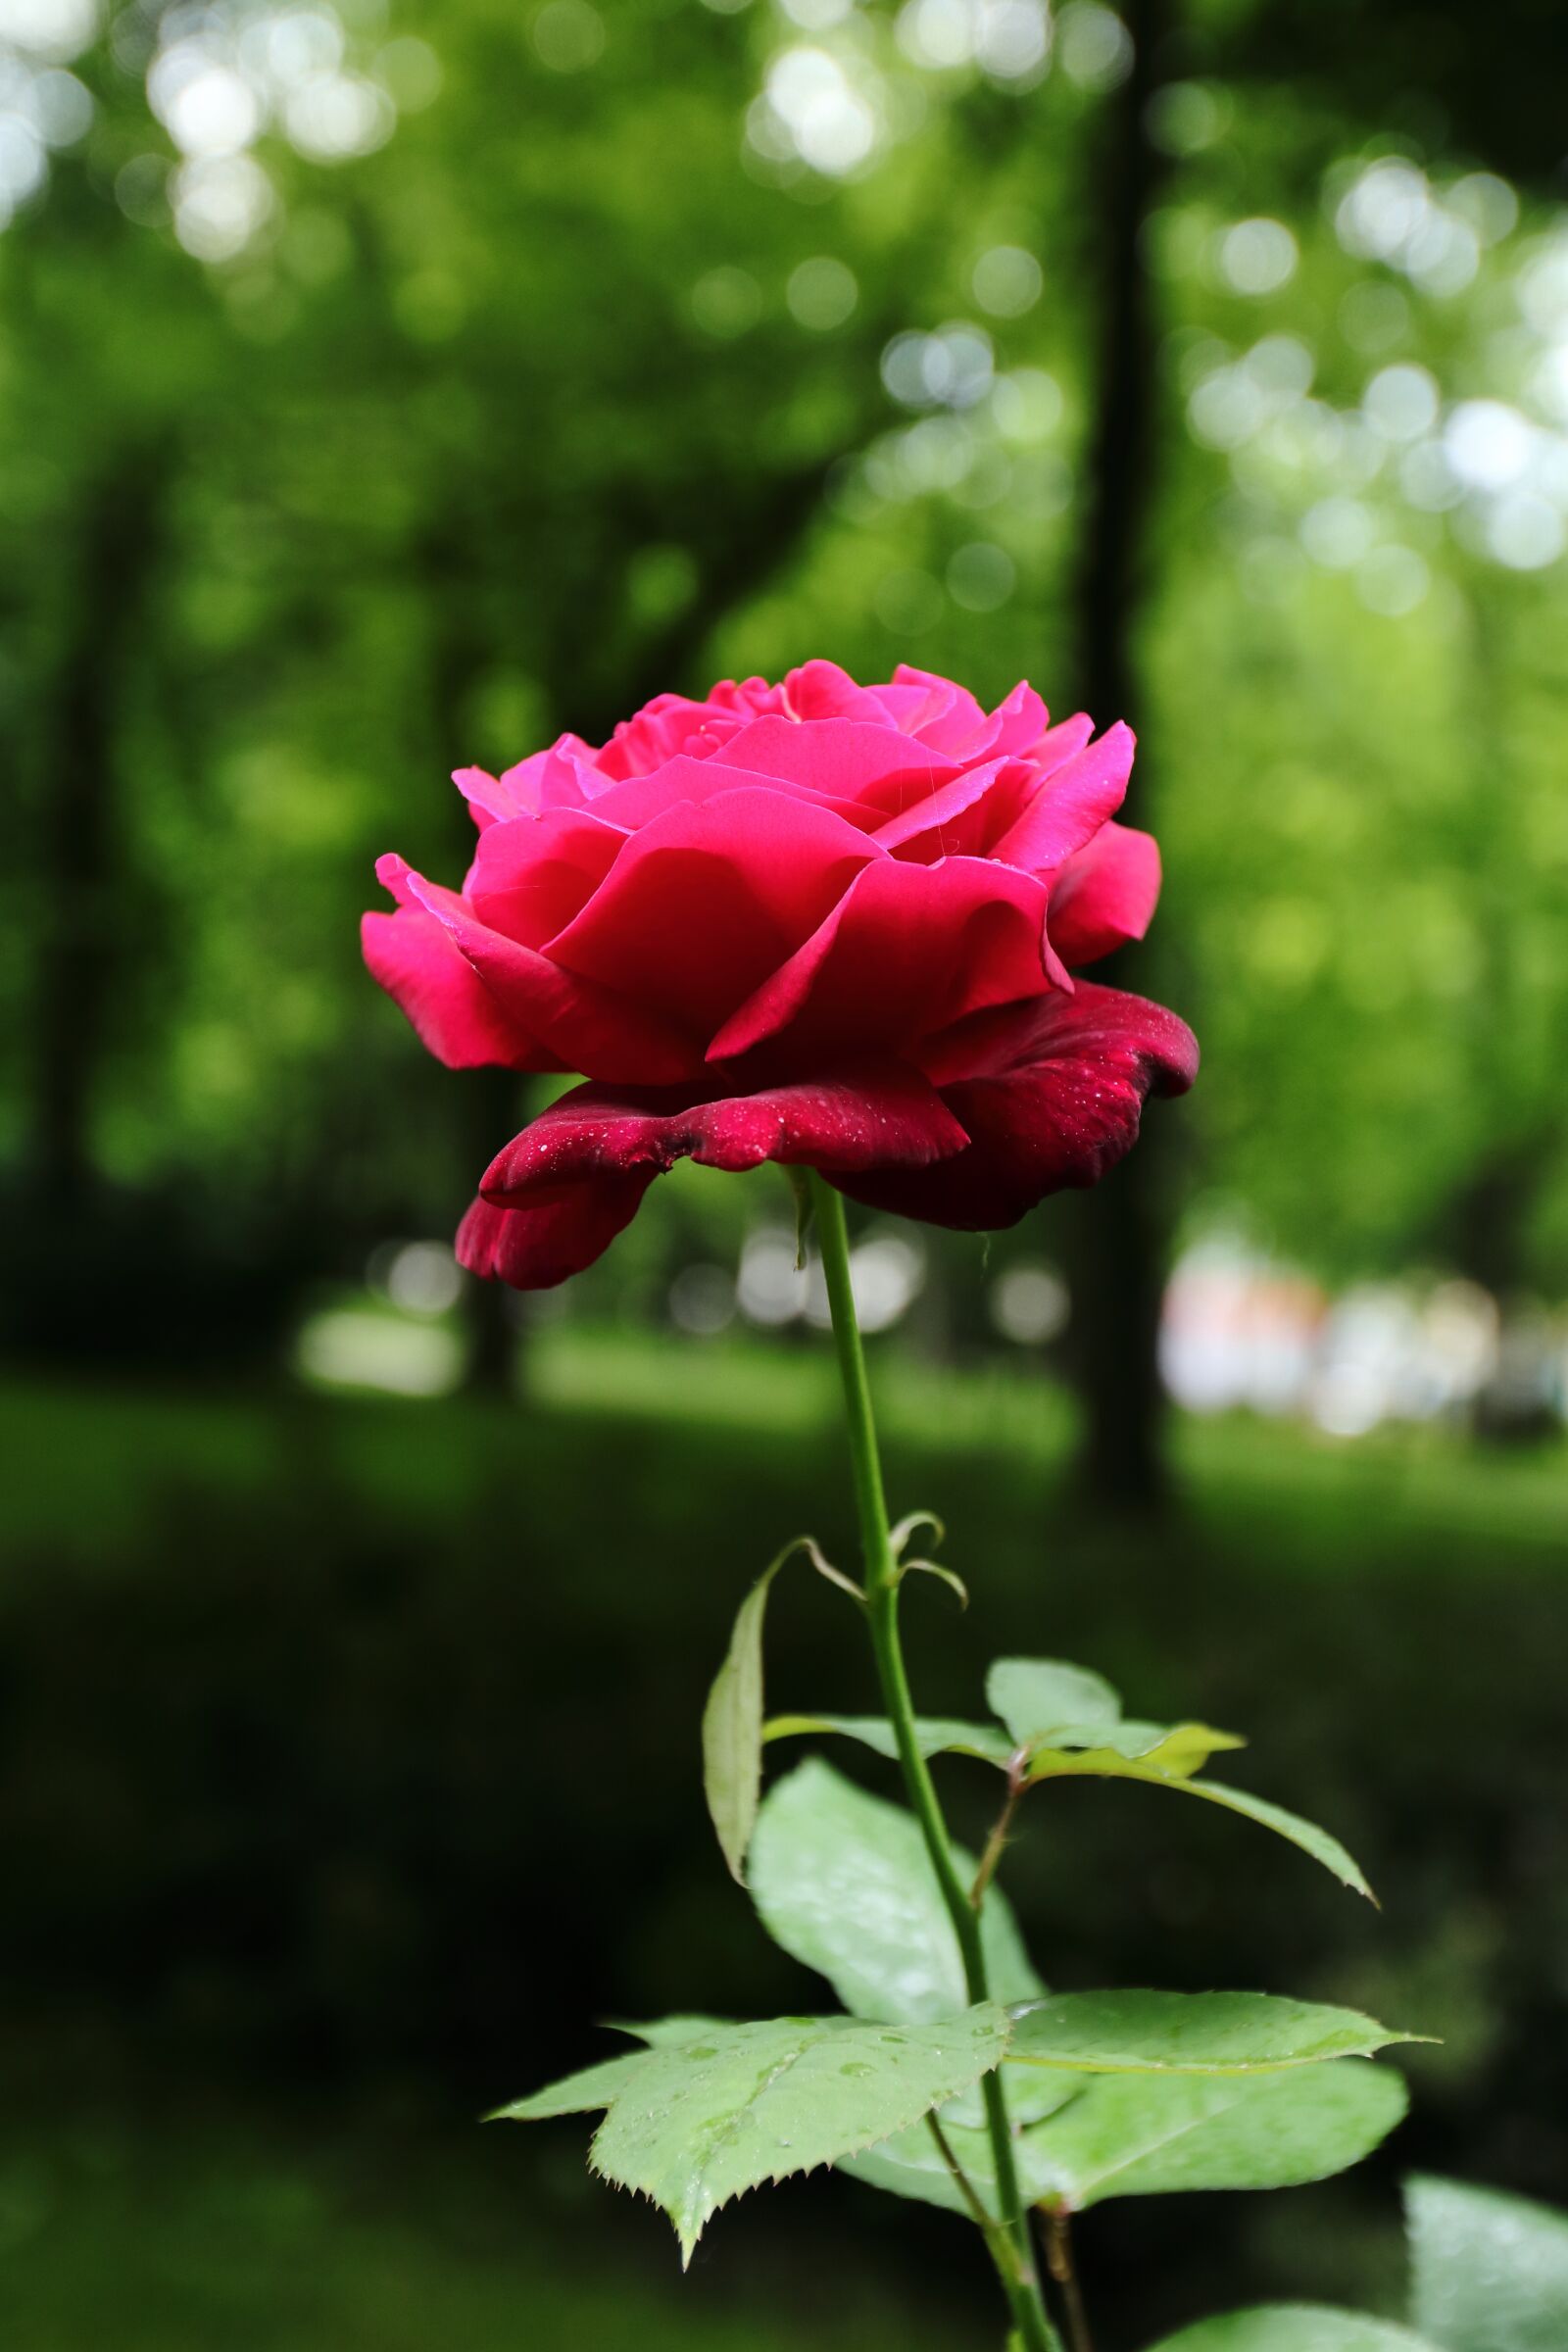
[[386, 857, 699, 1084], [361, 907, 560, 1071], [990, 722, 1135, 876], [545, 787, 881, 1040], [456, 1181, 654, 1291], [479, 1062, 969, 1200], [708, 855, 1058, 1066], [1049, 822, 1162, 966], [831, 983, 1199, 1231]]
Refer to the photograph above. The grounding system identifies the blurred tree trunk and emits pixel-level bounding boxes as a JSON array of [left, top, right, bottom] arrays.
[[1068, 0, 1177, 1514], [30, 444, 170, 1213], [1445, 579, 1560, 1443], [1448, 1149, 1560, 1444]]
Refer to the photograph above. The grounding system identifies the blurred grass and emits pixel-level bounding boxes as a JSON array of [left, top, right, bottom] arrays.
[[6, 1325, 1568, 1571], [0, 2119, 967, 2352]]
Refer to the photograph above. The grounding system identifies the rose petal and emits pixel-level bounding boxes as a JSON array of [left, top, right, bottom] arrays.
[[479, 1062, 969, 1205], [546, 787, 881, 1040], [386, 857, 699, 1083], [783, 658, 897, 724], [455, 766, 509, 832], [591, 680, 786, 779], [833, 983, 1199, 1230], [990, 721, 1136, 875], [716, 714, 960, 812], [881, 663, 990, 750], [1029, 710, 1097, 773], [456, 1183, 654, 1291], [977, 679, 1051, 759], [709, 855, 1059, 1066], [456, 739, 598, 829], [1049, 822, 1162, 966], [362, 906, 559, 1070], [871, 755, 1020, 860], [466, 808, 628, 950], [582, 750, 823, 832]]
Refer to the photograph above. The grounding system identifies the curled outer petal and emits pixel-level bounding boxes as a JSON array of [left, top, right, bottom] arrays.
[[361, 906, 559, 1071], [464, 808, 628, 951], [989, 721, 1135, 876], [480, 1063, 970, 1207], [1048, 822, 1162, 967], [829, 983, 1200, 1231], [376, 856, 699, 1084], [456, 1184, 654, 1292]]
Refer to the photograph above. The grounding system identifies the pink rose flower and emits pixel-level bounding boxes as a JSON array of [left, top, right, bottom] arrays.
[[364, 660, 1198, 1288]]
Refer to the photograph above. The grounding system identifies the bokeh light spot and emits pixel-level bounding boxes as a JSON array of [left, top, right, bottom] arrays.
[[947, 539, 1014, 609], [1054, 1, 1132, 90], [971, 243, 1042, 318], [532, 0, 606, 72], [690, 265, 763, 338], [787, 254, 858, 329], [1216, 218, 1298, 297]]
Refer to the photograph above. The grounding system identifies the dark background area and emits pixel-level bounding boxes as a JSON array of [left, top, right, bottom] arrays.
[[1, 0, 1565, 2343]]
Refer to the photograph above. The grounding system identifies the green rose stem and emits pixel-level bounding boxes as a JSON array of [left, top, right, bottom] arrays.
[[808, 1174, 1061, 2352]]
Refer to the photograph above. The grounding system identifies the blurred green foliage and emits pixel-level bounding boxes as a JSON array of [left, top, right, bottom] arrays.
[[1, 0, 1566, 1320]]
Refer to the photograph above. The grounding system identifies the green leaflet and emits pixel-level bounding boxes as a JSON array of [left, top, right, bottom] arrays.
[[496, 2007, 1015, 2259], [608, 2015, 731, 2048], [490, 2047, 656, 2122], [987, 1657, 1121, 1744], [843, 2062, 1404, 2221], [701, 1544, 792, 1885], [1023, 2060, 1409, 2211], [1406, 2174, 1568, 2352], [582, 2006, 1009, 2262], [1006, 1990, 1427, 2076], [764, 1713, 1013, 1765], [773, 1658, 1366, 1899], [1024, 1719, 1246, 1779], [749, 1758, 1044, 2023], [1146, 2311, 1440, 2352], [761, 1710, 1247, 1786]]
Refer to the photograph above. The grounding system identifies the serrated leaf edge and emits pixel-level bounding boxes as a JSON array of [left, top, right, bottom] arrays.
[[584, 2008, 1013, 2264]]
